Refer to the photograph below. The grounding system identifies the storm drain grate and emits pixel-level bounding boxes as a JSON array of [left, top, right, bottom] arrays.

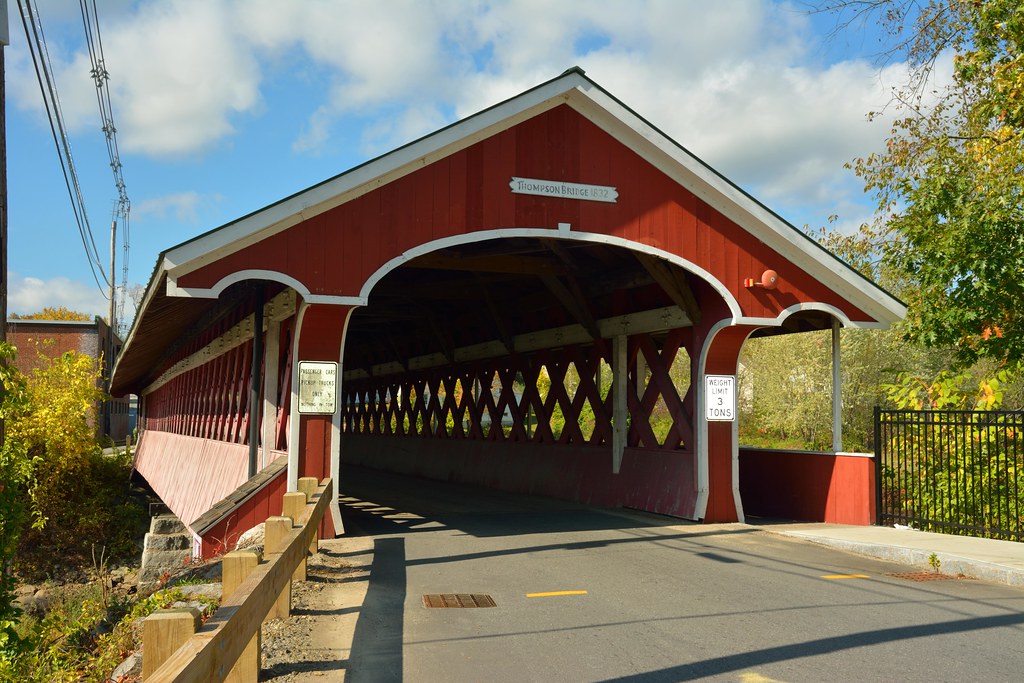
[[422, 594, 497, 608], [887, 572, 968, 582]]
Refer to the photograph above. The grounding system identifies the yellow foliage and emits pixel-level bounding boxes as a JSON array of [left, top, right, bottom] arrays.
[[8, 307, 92, 322], [4, 349, 104, 529]]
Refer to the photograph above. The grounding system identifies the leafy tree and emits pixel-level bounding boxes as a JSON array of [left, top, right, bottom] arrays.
[[740, 332, 836, 450], [8, 308, 92, 322], [885, 367, 1014, 410], [0, 345, 146, 579], [819, 0, 1024, 364], [0, 345, 33, 660]]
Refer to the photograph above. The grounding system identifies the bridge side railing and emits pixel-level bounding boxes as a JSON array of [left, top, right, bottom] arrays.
[[143, 477, 333, 681]]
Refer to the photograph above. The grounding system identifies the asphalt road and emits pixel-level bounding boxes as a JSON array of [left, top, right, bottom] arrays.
[[336, 466, 1024, 683]]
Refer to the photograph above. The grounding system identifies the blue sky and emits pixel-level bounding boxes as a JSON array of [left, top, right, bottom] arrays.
[[5, 0, 918, 328]]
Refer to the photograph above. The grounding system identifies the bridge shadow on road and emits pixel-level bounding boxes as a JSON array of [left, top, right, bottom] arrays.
[[336, 464, 701, 538], [592, 611, 1024, 682], [345, 536, 407, 683]]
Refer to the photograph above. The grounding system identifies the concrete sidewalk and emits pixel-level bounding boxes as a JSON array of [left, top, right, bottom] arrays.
[[760, 522, 1024, 588]]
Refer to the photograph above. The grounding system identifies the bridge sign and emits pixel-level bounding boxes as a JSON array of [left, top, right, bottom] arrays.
[[298, 361, 338, 415], [705, 375, 735, 421]]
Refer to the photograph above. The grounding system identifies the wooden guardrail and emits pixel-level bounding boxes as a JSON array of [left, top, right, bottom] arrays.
[[143, 477, 333, 681]]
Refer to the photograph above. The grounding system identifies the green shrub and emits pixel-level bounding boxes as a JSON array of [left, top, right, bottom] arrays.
[[0, 585, 204, 683], [15, 448, 147, 579], [1, 341, 147, 577]]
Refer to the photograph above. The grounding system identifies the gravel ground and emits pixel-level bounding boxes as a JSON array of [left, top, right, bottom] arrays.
[[260, 536, 374, 681]]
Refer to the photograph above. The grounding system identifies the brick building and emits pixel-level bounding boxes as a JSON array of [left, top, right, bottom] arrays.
[[6, 317, 133, 443]]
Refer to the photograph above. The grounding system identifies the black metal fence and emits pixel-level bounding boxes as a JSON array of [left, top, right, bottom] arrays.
[[875, 407, 1024, 541]]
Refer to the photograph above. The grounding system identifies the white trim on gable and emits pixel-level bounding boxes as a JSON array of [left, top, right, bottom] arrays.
[[167, 269, 365, 307], [162, 74, 591, 283], [359, 227, 745, 319], [146, 68, 902, 336]]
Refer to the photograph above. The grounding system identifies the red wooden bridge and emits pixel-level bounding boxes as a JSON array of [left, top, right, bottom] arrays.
[[111, 69, 903, 559]]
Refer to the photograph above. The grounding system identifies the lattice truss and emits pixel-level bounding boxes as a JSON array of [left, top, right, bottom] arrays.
[[343, 329, 694, 450], [146, 340, 255, 443], [143, 321, 294, 450]]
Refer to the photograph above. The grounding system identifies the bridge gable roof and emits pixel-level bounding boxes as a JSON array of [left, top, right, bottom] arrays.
[[113, 68, 904, 395]]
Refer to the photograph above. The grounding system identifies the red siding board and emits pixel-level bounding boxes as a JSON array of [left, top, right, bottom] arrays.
[[430, 158, 449, 241], [740, 449, 875, 525], [342, 434, 698, 519], [479, 134, 503, 230], [134, 430, 249, 530], [198, 469, 287, 559], [174, 105, 877, 325], [447, 156, 466, 236]]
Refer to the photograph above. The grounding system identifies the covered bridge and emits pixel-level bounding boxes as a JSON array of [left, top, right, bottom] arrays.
[[111, 68, 904, 558]]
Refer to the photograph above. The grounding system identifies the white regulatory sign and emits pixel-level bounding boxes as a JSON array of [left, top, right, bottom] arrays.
[[705, 375, 736, 422], [298, 361, 338, 415]]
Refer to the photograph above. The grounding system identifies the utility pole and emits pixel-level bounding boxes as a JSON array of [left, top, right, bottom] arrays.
[[106, 218, 116, 438], [1, 1, 10, 451]]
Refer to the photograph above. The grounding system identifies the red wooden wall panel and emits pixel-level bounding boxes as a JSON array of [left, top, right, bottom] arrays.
[[342, 434, 698, 519], [199, 469, 287, 558], [739, 449, 875, 525], [176, 105, 873, 326]]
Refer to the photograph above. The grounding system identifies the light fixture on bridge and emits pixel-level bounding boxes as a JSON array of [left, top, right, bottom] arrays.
[[744, 269, 778, 290]]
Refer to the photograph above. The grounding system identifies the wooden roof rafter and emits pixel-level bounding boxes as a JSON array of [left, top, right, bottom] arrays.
[[632, 252, 702, 325], [539, 274, 601, 341]]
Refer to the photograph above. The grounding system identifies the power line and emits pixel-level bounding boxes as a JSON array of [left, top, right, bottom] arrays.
[[18, 0, 110, 296], [80, 0, 130, 332]]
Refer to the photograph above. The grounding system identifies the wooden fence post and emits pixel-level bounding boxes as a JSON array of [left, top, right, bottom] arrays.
[[281, 491, 308, 581], [298, 476, 320, 554], [223, 550, 262, 683], [264, 516, 292, 620], [142, 480, 333, 681], [143, 608, 201, 679]]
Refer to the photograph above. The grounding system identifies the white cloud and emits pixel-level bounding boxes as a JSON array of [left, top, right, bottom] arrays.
[[9, 0, 262, 157], [358, 104, 450, 157], [8, 273, 109, 319], [133, 192, 206, 224], [104, 1, 262, 156], [8, 0, 922, 232]]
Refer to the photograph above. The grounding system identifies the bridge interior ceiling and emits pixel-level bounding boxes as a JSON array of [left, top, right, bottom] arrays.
[[748, 309, 838, 338], [344, 237, 705, 375]]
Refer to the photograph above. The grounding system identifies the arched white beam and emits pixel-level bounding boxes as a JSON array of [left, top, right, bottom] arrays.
[[287, 300, 357, 536], [329, 306, 356, 535], [359, 227, 744, 320], [694, 319, 757, 522], [694, 304, 856, 521], [167, 268, 365, 307], [287, 301, 310, 493], [735, 301, 877, 330], [165, 239, 881, 333]]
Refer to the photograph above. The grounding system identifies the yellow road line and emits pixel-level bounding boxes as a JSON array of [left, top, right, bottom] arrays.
[[821, 574, 870, 580], [526, 590, 589, 598], [739, 672, 788, 682]]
